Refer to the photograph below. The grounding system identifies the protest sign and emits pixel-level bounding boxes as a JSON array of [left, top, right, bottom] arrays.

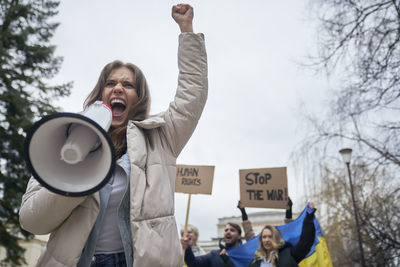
[[175, 164, 214, 195], [239, 167, 288, 209]]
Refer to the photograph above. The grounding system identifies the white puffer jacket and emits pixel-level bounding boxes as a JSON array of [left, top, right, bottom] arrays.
[[19, 32, 208, 267]]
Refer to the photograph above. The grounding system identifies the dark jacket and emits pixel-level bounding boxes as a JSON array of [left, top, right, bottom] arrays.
[[185, 246, 235, 267], [249, 211, 316, 267]]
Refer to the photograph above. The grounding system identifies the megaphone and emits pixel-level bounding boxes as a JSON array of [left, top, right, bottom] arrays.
[[24, 101, 116, 197]]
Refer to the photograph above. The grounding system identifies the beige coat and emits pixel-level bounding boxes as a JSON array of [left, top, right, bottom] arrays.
[[19, 32, 207, 267]]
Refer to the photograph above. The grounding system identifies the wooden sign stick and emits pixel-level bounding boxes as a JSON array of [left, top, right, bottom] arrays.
[[183, 193, 192, 238]]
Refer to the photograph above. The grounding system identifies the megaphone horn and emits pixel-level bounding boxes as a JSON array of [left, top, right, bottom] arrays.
[[24, 101, 116, 197]]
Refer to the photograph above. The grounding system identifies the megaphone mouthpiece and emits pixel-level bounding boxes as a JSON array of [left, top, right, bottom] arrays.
[[60, 124, 99, 164], [60, 145, 79, 164]]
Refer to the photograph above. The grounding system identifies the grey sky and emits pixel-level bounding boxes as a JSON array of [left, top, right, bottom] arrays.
[[51, 0, 332, 240]]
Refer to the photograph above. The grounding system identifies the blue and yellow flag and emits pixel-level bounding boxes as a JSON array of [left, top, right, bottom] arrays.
[[227, 203, 333, 267]]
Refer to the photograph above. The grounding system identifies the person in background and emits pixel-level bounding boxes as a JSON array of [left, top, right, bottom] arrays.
[[181, 224, 206, 267], [237, 197, 294, 241], [19, 4, 207, 267], [181, 224, 206, 257], [181, 223, 240, 267], [248, 203, 316, 267]]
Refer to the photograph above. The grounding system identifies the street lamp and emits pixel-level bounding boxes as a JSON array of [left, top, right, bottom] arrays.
[[339, 148, 366, 267]]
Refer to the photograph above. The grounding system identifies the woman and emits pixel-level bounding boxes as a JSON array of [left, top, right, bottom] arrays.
[[249, 203, 316, 267], [19, 4, 207, 267], [181, 224, 206, 267], [181, 224, 206, 257]]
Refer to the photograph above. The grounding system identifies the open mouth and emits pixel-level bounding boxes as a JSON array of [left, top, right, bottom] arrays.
[[110, 99, 126, 116], [225, 235, 232, 242]]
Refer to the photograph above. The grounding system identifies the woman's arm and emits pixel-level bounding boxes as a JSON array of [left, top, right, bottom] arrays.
[[290, 203, 316, 263], [161, 4, 208, 157], [19, 177, 87, 234]]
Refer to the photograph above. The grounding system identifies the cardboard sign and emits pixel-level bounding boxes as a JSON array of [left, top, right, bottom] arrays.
[[175, 165, 215, 195], [239, 167, 288, 209]]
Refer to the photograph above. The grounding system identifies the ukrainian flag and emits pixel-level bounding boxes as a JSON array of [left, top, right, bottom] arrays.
[[227, 203, 333, 267]]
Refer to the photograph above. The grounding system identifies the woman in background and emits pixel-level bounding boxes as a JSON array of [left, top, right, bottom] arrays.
[[249, 203, 316, 267]]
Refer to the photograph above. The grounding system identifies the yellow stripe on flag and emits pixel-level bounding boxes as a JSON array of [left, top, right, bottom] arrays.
[[299, 236, 333, 267]]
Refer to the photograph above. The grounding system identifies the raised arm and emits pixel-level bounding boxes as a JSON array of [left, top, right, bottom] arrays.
[[284, 197, 293, 224], [161, 4, 208, 157], [237, 200, 256, 241], [290, 202, 316, 263]]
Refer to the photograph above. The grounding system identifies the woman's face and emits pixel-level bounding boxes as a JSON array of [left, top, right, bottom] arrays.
[[186, 230, 198, 246], [101, 66, 139, 128], [261, 228, 273, 252]]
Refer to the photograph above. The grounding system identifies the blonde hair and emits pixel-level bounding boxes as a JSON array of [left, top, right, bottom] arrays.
[[180, 224, 199, 246], [253, 225, 285, 266], [84, 60, 151, 159]]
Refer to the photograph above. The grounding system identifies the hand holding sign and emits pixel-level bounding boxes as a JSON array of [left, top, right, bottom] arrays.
[[237, 200, 245, 209], [239, 167, 288, 209]]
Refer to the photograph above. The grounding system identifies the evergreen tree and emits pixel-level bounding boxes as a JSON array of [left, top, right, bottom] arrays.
[[0, 0, 71, 265]]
